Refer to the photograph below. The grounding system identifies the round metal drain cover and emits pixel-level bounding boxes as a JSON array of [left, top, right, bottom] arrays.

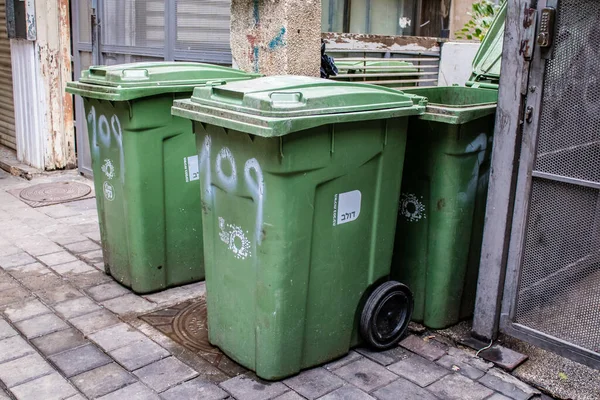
[[20, 181, 91, 203], [173, 298, 219, 354]]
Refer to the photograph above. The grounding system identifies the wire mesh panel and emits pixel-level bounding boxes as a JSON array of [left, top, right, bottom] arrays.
[[175, 0, 231, 53], [534, 0, 600, 183], [514, 0, 600, 357], [515, 180, 600, 353], [102, 0, 165, 49]]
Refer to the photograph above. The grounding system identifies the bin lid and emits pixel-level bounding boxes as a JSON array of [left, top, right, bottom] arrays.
[[66, 62, 260, 101], [467, 2, 507, 88], [171, 75, 426, 137]]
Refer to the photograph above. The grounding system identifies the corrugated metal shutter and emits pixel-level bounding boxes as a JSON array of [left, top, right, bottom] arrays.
[[0, 0, 16, 150], [176, 0, 231, 53]]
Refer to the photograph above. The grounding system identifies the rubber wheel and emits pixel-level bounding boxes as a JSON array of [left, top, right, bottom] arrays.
[[360, 281, 414, 350]]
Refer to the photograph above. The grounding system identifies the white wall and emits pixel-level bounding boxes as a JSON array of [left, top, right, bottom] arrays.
[[438, 42, 481, 86]]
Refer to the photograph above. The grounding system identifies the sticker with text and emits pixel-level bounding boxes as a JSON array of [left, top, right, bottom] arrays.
[[333, 190, 362, 226], [184, 155, 200, 182]]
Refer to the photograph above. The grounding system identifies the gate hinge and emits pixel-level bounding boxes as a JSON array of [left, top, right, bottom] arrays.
[[519, 6, 538, 61]]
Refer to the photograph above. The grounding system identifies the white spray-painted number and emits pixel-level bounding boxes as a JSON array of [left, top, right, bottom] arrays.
[[103, 181, 115, 202], [184, 155, 200, 183], [333, 190, 362, 226], [88, 106, 125, 183], [197, 136, 266, 257], [218, 217, 252, 259], [400, 193, 426, 222]]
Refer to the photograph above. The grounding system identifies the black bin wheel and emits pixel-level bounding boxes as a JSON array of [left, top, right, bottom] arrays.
[[360, 280, 414, 350]]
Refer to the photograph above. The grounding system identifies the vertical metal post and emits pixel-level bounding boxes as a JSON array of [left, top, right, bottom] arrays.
[[365, 0, 371, 32], [165, 0, 176, 61], [91, 0, 100, 65]]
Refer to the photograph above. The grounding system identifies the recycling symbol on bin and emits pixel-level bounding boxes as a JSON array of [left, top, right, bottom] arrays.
[[218, 217, 252, 260], [400, 193, 426, 222]]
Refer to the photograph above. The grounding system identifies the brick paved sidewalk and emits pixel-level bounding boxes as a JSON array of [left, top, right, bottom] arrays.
[[0, 170, 549, 400]]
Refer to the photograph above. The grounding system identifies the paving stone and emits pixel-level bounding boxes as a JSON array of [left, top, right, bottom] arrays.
[[143, 286, 197, 306], [0, 335, 35, 363], [109, 338, 169, 371], [400, 335, 446, 361], [219, 374, 289, 400], [10, 372, 77, 400], [64, 395, 86, 400], [35, 284, 83, 305], [67, 271, 113, 288], [0, 286, 32, 307], [7, 262, 52, 278], [333, 358, 398, 392], [318, 385, 375, 400], [84, 230, 102, 243], [79, 250, 103, 265], [487, 394, 513, 400], [51, 260, 96, 276], [97, 382, 159, 400], [479, 369, 539, 400], [0, 319, 17, 340], [372, 377, 439, 400], [0, 353, 53, 388], [134, 356, 198, 393], [50, 343, 112, 378], [89, 323, 147, 352], [387, 354, 450, 387], [447, 347, 494, 372], [273, 392, 305, 400], [0, 271, 19, 291], [356, 346, 411, 367], [15, 313, 69, 338], [31, 328, 88, 356], [40, 204, 82, 219], [284, 367, 344, 399], [0, 244, 21, 257], [161, 377, 228, 400], [85, 282, 130, 302], [70, 309, 120, 335], [324, 351, 364, 371], [16, 237, 63, 257], [72, 363, 137, 399], [428, 373, 494, 400], [38, 251, 78, 267], [437, 354, 487, 380], [64, 240, 101, 254], [0, 390, 9, 400], [54, 296, 101, 319], [102, 293, 156, 316], [0, 252, 36, 269], [47, 233, 88, 246], [2, 299, 51, 322], [19, 272, 64, 291]]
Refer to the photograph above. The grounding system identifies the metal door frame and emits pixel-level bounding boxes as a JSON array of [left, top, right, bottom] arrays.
[[497, 0, 600, 370], [70, 0, 233, 177]]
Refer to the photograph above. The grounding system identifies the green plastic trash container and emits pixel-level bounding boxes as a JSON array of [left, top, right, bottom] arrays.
[[171, 75, 426, 380], [66, 62, 259, 294], [390, 3, 506, 329], [335, 60, 419, 87]]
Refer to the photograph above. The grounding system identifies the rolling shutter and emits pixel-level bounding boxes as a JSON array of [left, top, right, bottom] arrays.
[[0, 0, 15, 150]]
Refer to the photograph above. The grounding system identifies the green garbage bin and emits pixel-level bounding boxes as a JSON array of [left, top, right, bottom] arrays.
[[66, 62, 259, 294], [390, 3, 506, 329], [171, 75, 426, 380]]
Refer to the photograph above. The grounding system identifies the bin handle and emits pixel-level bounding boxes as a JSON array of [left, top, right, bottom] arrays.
[[269, 91, 304, 106]]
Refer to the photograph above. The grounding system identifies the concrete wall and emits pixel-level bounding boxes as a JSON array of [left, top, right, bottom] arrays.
[[437, 41, 480, 86], [230, 0, 321, 76]]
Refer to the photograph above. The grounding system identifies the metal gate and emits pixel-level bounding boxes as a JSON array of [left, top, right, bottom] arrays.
[[501, 0, 600, 368], [71, 0, 232, 176]]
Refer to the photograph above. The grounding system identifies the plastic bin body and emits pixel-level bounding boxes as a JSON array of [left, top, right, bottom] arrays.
[[335, 60, 418, 86], [391, 86, 497, 329], [171, 76, 425, 379], [66, 62, 258, 293]]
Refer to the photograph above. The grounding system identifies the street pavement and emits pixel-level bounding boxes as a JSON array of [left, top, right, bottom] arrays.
[[0, 170, 549, 400]]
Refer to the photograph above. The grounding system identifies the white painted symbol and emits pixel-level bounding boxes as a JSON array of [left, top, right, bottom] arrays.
[[184, 155, 199, 183], [218, 217, 252, 259], [103, 181, 115, 202], [400, 193, 426, 222], [88, 107, 125, 183], [101, 159, 115, 180], [216, 147, 237, 192], [333, 190, 362, 226]]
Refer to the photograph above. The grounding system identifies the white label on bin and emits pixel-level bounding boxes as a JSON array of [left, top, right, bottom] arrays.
[[184, 155, 200, 183], [333, 190, 362, 226]]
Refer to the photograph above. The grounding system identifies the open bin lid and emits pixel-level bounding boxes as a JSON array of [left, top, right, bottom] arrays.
[[171, 75, 426, 137], [467, 2, 507, 89], [66, 62, 260, 101]]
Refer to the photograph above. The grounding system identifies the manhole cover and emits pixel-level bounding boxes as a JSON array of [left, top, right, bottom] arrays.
[[140, 298, 247, 377], [13, 181, 94, 207]]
